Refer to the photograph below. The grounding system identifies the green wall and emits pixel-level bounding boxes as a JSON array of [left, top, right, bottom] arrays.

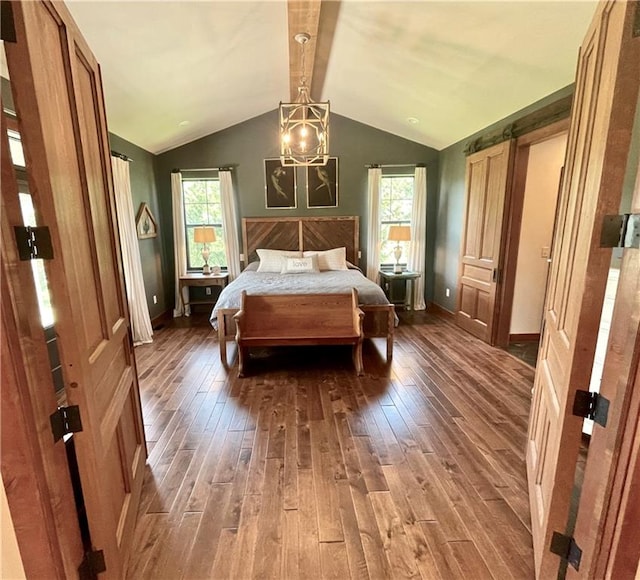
[[109, 133, 167, 320], [154, 109, 439, 310], [433, 85, 575, 312]]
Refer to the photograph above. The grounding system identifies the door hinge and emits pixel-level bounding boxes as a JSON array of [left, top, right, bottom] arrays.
[[572, 390, 609, 428], [550, 532, 582, 570], [50, 405, 83, 443], [13, 226, 54, 260], [78, 549, 106, 580], [600, 213, 640, 249]]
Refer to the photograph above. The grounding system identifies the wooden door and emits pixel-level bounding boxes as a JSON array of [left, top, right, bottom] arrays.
[[456, 140, 513, 342], [568, 109, 640, 577], [526, 1, 639, 577], [1, 109, 85, 578], [5, 2, 146, 578]]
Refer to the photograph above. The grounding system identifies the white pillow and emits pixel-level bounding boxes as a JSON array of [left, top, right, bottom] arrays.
[[303, 247, 348, 271], [256, 248, 302, 272], [281, 255, 320, 274]]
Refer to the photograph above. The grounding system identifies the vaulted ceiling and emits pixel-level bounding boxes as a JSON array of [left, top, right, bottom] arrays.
[[65, 0, 598, 155]]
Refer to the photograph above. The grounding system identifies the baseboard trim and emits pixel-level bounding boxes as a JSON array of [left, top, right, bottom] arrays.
[[509, 333, 540, 342], [427, 302, 455, 320], [151, 309, 171, 330]]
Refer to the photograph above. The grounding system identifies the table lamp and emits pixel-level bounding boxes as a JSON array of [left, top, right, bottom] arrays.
[[194, 226, 216, 274], [387, 225, 411, 273]]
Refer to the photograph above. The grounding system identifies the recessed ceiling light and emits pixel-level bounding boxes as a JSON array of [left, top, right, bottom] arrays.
[[407, 117, 419, 125], [179, 120, 190, 127]]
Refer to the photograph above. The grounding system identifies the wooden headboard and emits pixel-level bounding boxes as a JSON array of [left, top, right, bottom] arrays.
[[242, 216, 360, 265]]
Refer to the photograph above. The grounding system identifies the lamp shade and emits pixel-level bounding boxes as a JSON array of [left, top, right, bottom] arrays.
[[194, 226, 216, 244], [388, 225, 411, 242]]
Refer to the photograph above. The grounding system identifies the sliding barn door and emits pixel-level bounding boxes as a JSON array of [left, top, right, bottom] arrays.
[[526, 1, 639, 577], [6, 2, 146, 577], [456, 140, 512, 343]]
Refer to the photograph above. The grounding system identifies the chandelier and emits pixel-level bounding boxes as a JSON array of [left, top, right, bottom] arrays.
[[279, 32, 330, 166]]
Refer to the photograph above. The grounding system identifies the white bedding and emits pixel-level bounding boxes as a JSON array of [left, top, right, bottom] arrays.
[[210, 264, 392, 326]]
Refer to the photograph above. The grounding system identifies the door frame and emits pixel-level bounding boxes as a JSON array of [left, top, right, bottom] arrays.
[[1, 106, 84, 577], [493, 118, 570, 348], [568, 125, 640, 579]]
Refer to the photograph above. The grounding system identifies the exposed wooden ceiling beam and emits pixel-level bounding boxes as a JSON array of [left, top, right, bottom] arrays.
[[287, 0, 339, 101]]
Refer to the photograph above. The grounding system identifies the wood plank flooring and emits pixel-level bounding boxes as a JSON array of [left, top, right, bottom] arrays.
[[127, 311, 536, 579]]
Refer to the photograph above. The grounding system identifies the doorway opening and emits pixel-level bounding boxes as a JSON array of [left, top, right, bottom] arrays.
[[495, 120, 569, 365], [507, 130, 568, 366]]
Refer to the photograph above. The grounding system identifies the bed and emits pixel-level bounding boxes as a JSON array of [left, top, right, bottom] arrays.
[[211, 216, 396, 366]]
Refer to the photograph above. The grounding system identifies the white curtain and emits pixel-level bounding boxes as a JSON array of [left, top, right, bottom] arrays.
[[172, 171, 189, 316], [111, 157, 153, 345], [365, 167, 382, 281], [219, 170, 241, 280], [408, 166, 427, 310]]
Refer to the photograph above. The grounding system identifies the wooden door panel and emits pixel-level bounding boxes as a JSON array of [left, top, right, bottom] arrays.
[[120, 389, 145, 474], [456, 140, 512, 342], [525, 1, 638, 577], [94, 335, 130, 416], [482, 156, 508, 258], [545, 333, 569, 399], [459, 286, 477, 316], [105, 397, 143, 546], [476, 292, 491, 325], [464, 161, 486, 257], [545, 40, 598, 319], [6, 2, 146, 577], [462, 263, 492, 285], [72, 44, 124, 331]]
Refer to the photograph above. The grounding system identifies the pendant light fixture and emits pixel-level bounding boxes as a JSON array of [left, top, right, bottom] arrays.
[[279, 32, 330, 166]]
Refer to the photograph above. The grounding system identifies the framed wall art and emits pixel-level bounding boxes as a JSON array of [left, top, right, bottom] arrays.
[[135, 202, 158, 239], [307, 157, 338, 208], [264, 159, 297, 209]]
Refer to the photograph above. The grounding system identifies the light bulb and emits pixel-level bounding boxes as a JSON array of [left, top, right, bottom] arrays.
[[282, 132, 290, 144], [300, 126, 308, 137], [300, 141, 306, 151]]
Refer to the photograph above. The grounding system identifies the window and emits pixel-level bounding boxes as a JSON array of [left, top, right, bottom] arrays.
[[379, 174, 414, 265], [182, 178, 227, 270], [8, 129, 26, 167]]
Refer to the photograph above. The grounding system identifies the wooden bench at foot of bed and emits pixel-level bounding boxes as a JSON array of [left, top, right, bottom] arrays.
[[233, 290, 364, 377], [217, 301, 395, 368]]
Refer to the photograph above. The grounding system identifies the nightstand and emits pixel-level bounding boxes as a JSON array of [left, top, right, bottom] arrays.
[[179, 273, 229, 312], [379, 270, 421, 310]]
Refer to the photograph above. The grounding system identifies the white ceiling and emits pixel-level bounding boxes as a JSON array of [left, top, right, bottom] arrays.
[[66, 0, 597, 154]]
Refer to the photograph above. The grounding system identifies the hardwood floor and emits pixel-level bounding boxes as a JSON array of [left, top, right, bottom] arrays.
[[127, 311, 536, 579]]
